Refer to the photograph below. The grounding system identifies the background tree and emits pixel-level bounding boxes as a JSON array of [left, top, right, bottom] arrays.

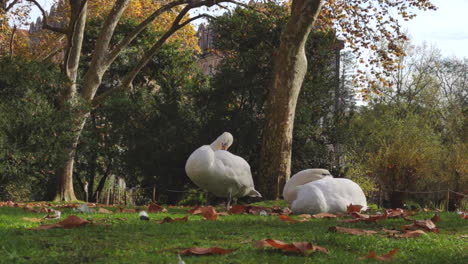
[[259, 0, 436, 199], [19, 0, 237, 201]]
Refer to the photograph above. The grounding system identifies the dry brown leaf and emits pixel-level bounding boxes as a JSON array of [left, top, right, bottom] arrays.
[[329, 226, 378, 236], [386, 208, 405, 218], [22, 217, 42, 223], [189, 206, 218, 220], [255, 239, 328, 255], [402, 219, 438, 233], [311, 213, 338, 219], [347, 204, 363, 213], [397, 230, 426, 238], [342, 211, 387, 223], [179, 247, 235, 255], [430, 214, 440, 223], [383, 228, 401, 237], [97, 208, 113, 214], [158, 216, 188, 224], [358, 248, 399, 261], [148, 203, 167, 213], [118, 208, 137, 213], [228, 205, 246, 214], [298, 214, 312, 221], [33, 215, 89, 230], [278, 215, 298, 223]]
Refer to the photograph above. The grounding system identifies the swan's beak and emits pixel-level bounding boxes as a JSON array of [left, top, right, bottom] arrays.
[[221, 143, 228, 150]]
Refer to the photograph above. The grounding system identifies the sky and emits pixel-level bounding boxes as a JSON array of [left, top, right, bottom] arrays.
[[27, 0, 468, 59], [400, 0, 468, 58]]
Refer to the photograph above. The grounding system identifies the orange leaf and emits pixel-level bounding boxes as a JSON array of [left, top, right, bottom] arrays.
[[119, 208, 137, 213], [402, 219, 438, 233], [148, 203, 166, 213], [347, 204, 363, 213], [97, 208, 113, 214], [33, 215, 89, 230], [396, 230, 426, 238], [229, 205, 246, 214], [158, 216, 188, 224], [358, 248, 399, 261], [179, 247, 235, 255], [430, 214, 440, 223], [189, 206, 218, 220], [278, 215, 298, 223], [329, 226, 378, 236], [22, 217, 42, 223], [255, 239, 328, 255], [311, 213, 338, 219]]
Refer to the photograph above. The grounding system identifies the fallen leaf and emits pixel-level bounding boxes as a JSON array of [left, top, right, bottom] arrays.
[[402, 219, 438, 233], [255, 239, 328, 255], [278, 215, 298, 222], [430, 214, 440, 223], [119, 208, 137, 213], [246, 205, 270, 215], [189, 206, 218, 220], [158, 216, 189, 224], [311, 213, 338, 219], [228, 205, 246, 214], [33, 215, 89, 230], [329, 226, 378, 236], [397, 230, 426, 238], [97, 208, 113, 214], [22, 217, 42, 223], [297, 214, 311, 221], [383, 228, 401, 236], [386, 208, 405, 218], [358, 248, 399, 261], [179, 247, 235, 255], [347, 204, 363, 213], [342, 212, 387, 223], [148, 203, 167, 213]]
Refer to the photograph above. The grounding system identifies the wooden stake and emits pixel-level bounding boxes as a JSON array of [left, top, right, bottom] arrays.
[[152, 185, 156, 203], [446, 189, 450, 212]]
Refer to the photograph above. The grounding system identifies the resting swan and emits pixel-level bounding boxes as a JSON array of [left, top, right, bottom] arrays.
[[185, 132, 261, 208], [283, 168, 367, 214]]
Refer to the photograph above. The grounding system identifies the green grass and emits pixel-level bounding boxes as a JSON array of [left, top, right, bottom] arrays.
[[0, 202, 467, 264]]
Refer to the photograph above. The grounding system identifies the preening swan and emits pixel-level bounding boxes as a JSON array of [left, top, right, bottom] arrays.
[[185, 132, 261, 208], [283, 168, 367, 214]]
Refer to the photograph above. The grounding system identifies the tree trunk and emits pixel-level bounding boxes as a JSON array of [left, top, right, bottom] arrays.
[[258, 0, 324, 199], [54, 114, 89, 201]]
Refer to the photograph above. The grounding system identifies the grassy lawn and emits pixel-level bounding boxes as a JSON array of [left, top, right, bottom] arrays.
[[0, 201, 467, 264]]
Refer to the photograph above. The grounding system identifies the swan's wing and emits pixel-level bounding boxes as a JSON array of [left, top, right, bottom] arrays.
[[213, 150, 254, 189]]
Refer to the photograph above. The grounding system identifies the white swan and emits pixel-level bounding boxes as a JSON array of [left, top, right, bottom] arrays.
[[283, 168, 367, 214], [185, 132, 261, 208]]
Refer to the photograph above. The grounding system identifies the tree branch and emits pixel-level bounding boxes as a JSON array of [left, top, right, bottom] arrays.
[[9, 25, 16, 58], [106, 0, 188, 65], [92, 13, 211, 106], [27, 0, 68, 34], [5, 0, 20, 11]]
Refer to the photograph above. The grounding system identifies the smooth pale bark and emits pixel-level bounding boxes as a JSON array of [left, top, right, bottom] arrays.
[[51, 0, 223, 201], [258, 0, 323, 199], [54, 0, 88, 201]]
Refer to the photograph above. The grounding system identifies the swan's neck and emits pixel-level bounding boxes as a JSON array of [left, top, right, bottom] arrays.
[[192, 146, 215, 172], [283, 172, 327, 203]]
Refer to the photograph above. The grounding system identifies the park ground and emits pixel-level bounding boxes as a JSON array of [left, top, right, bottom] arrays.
[[0, 201, 467, 264]]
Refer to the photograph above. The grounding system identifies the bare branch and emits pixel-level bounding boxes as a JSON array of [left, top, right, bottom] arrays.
[[106, 0, 188, 65], [5, 0, 20, 11], [92, 13, 211, 107], [9, 25, 16, 58], [27, 0, 68, 34]]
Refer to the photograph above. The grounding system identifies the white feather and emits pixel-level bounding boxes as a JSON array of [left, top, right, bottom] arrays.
[[283, 168, 367, 214], [185, 132, 261, 199]]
